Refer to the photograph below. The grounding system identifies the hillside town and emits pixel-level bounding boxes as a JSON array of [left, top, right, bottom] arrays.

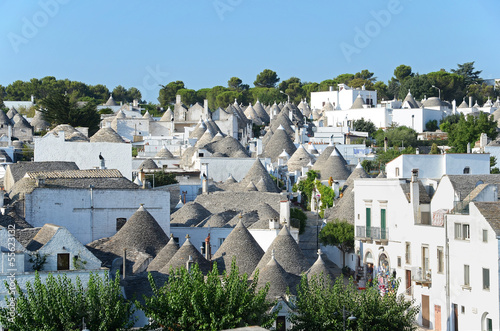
[[1, 65, 500, 331]]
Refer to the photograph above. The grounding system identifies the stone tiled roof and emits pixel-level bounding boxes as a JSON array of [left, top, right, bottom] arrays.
[[227, 211, 260, 228], [31, 111, 50, 130], [446, 174, 500, 201], [253, 100, 270, 124], [474, 202, 500, 236], [160, 235, 212, 274], [25, 169, 123, 180], [6, 107, 18, 119], [195, 129, 215, 149], [159, 107, 174, 122], [269, 109, 295, 138], [105, 94, 117, 106], [25, 223, 60, 251], [458, 99, 469, 108], [403, 91, 419, 108], [344, 163, 370, 187], [422, 97, 445, 108], [400, 180, 431, 204], [244, 104, 263, 126], [212, 219, 264, 275], [7, 161, 79, 184], [350, 94, 365, 109], [254, 226, 309, 277], [90, 127, 125, 143], [189, 120, 207, 140], [307, 250, 335, 284], [204, 136, 248, 158], [197, 210, 238, 228], [246, 181, 258, 191], [147, 235, 179, 272]]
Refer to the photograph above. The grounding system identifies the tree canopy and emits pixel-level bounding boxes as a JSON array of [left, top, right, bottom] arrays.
[[39, 93, 101, 136], [138, 261, 276, 330], [319, 221, 354, 267], [290, 275, 419, 331], [0, 271, 134, 331], [254, 69, 280, 88]]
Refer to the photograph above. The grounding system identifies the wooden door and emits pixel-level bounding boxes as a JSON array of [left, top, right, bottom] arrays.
[[57, 253, 70, 270], [405, 269, 411, 295], [434, 305, 441, 331], [422, 295, 430, 328]]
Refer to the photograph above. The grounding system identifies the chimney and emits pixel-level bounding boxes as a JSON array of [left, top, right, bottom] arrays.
[[176, 95, 181, 105], [7, 126, 12, 147], [480, 133, 488, 149], [133, 99, 138, 107], [329, 86, 333, 92], [469, 96, 473, 108], [384, 137, 388, 152], [31, 95, 35, 103], [202, 175, 208, 195], [35, 176, 45, 188], [410, 169, 419, 221], [203, 99, 208, 118], [204, 234, 211, 260], [467, 142, 471, 154], [122, 248, 127, 279], [280, 199, 290, 227], [269, 218, 280, 229], [186, 255, 194, 272]]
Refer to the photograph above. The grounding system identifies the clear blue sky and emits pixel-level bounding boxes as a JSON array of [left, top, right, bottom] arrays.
[[1, 0, 499, 102]]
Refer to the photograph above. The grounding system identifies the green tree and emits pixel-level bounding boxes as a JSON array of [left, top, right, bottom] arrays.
[[290, 276, 419, 331], [394, 64, 413, 82], [353, 118, 376, 136], [146, 171, 178, 188], [425, 119, 438, 131], [373, 81, 390, 100], [254, 69, 280, 88], [290, 207, 307, 235], [279, 77, 305, 104], [373, 126, 418, 148], [158, 81, 185, 107], [0, 271, 134, 331], [441, 112, 498, 153], [216, 91, 242, 108], [430, 143, 439, 154], [293, 170, 319, 209], [334, 73, 355, 85], [176, 88, 198, 106], [451, 61, 483, 87], [228, 77, 243, 90], [138, 261, 276, 330], [354, 69, 376, 83], [319, 221, 354, 268], [112, 85, 128, 103], [39, 93, 100, 135], [127, 87, 142, 102]]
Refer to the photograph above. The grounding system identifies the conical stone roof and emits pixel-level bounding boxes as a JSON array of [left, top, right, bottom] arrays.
[[261, 125, 297, 162], [256, 253, 291, 300], [138, 158, 159, 170], [239, 158, 280, 193], [244, 104, 263, 126], [345, 162, 370, 187], [155, 146, 175, 159], [147, 235, 179, 272], [253, 100, 270, 124], [142, 110, 154, 120], [458, 99, 469, 108], [170, 201, 212, 227], [225, 174, 237, 184], [7, 107, 18, 119], [90, 127, 125, 143], [104, 205, 168, 256], [306, 249, 335, 284], [254, 226, 309, 277], [315, 148, 351, 180], [189, 120, 207, 139], [204, 136, 248, 157], [403, 90, 419, 108], [227, 211, 260, 228], [212, 220, 264, 275], [211, 132, 224, 143], [269, 111, 295, 138], [287, 145, 314, 172], [195, 129, 215, 149], [246, 181, 258, 191], [160, 235, 211, 274], [351, 94, 365, 109], [31, 111, 49, 131], [160, 107, 174, 121], [105, 94, 117, 106], [47, 124, 89, 142]]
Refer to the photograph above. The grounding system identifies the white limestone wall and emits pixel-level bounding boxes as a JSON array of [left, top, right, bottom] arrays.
[[115, 118, 150, 141], [324, 107, 389, 129], [34, 134, 133, 180], [24, 188, 170, 245], [193, 157, 257, 182], [447, 205, 500, 331]]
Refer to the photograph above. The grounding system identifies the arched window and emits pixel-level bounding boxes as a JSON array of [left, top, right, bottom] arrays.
[[463, 167, 470, 174]]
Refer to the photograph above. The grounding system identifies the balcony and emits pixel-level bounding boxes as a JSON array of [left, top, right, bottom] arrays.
[[355, 226, 389, 244], [412, 267, 432, 288]]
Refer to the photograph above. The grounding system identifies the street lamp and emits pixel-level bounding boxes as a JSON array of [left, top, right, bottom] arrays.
[[280, 90, 290, 104], [431, 85, 441, 100], [343, 305, 357, 331]]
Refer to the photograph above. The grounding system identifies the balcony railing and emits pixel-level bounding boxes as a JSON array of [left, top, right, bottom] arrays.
[[412, 267, 432, 288], [356, 226, 389, 242]]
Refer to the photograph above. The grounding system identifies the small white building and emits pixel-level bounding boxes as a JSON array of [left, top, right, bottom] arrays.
[[310, 84, 377, 111]]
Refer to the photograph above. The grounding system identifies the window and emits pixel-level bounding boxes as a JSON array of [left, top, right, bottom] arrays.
[[380, 209, 387, 240], [422, 246, 429, 274], [483, 229, 488, 243], [455, 223, 470, 240], [464, 265, 470, 286], [461, 306, 465, 314], [116, 218, 126, 231], [173, 237, 179, 245], [366, 208, 371, 237], [395, 167, 400, 177], [57, 253, 70, 271], [397, 256, 402, 268], [437, 247, 444, 273], [483, 268, 490, 290], [219, 238, 225, 246], [463, 167, 470, 174], [405, 242, 411, 264]]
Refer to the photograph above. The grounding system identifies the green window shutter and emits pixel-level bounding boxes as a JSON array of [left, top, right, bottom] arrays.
[[366, 207, 371, 237]]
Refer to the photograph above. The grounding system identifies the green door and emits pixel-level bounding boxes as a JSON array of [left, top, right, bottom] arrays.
[[381, 209, 386, 239], [366, 207, 371, 237]]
